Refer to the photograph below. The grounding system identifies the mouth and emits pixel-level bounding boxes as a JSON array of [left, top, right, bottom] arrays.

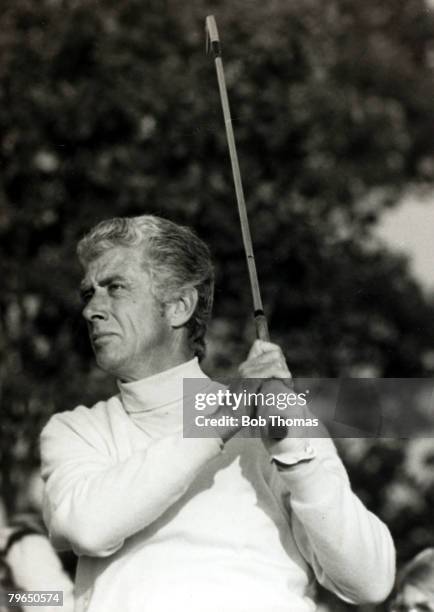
[[91, 333, 117, 345]]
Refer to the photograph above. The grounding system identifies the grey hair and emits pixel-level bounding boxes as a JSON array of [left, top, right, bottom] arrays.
[[77, 215, 214, 361], [396, 548, 434, 598]]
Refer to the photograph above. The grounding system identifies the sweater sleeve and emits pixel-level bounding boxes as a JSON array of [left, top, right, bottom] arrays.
[[40, 407, 222, 558], [274, 436, 395, 605], [7, 534, 74, 612]]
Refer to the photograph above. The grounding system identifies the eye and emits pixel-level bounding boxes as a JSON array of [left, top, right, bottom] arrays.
[[80, 289, 94, 304], [108, 282, 124, 295]]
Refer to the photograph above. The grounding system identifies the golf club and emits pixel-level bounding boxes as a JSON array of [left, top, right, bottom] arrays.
[[205, 15, 269, 343]]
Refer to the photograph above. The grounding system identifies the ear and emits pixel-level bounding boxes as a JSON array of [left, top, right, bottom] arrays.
[[165, 287, 198, 328]]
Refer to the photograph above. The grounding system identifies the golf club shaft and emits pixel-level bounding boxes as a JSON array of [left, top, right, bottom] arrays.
[[206, 16, 290, 441], [206, 16, 269, 342]]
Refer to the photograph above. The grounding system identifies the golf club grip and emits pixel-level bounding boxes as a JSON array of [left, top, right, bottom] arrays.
[[255, 318, 289, 440], [255, 313, 270, 342]]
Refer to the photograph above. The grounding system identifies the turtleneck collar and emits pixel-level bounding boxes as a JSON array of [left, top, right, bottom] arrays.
[[117, 357, 209, 416]]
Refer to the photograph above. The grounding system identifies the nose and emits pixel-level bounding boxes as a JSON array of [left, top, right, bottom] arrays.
[[82, 290, 109, 322]]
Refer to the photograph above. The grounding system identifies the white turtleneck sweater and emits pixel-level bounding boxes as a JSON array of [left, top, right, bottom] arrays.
[[40, 359, 395, 612]]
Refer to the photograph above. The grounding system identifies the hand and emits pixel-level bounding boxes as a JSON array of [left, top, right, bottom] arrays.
[[239, 340, 293, 440], [238, 340, 292, 382], [209, 340, 290, 443], [239, 341, 312, 454]]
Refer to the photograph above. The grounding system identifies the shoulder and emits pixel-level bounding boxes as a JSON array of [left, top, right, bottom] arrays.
[[42, 394, 121, 431], [40, 395, 123, 456]]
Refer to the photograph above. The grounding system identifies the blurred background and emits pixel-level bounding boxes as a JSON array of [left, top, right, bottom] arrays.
[[0, 0, 433, 609]]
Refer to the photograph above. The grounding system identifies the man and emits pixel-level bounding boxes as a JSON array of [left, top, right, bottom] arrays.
[[0, 511, 74, 612], [40, 215, 395, 612], [389, 548, 434, 612]]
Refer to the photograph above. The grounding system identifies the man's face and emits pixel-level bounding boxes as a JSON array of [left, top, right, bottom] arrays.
[[80, 246, 173, 381], [390, 584, 434, 612]]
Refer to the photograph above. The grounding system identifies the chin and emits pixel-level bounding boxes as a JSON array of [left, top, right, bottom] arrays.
[[95, 353, 124, 377]]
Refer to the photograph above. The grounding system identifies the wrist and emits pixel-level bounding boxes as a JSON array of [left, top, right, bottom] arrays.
[[270, 439, 316, 470]]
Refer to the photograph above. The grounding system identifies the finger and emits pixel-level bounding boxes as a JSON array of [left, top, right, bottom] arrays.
[[239, 354, 281, 374], [239, 354, 291, 378], [246, 339, 285, 360], [259, 377, 294, 394], [239, 362, 291, 380], [239, 366, 291, 381], [240, 348, 289, 371]]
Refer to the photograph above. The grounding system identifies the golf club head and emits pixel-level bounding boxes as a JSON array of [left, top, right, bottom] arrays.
[[205, 15, 221, 56]]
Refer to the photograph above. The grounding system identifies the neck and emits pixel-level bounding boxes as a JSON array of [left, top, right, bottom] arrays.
[[117, 337, 194, 383]]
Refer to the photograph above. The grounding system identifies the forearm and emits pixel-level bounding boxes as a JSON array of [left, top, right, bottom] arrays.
[[279, 446, 395, 604], [42, 430, 222, 557]]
